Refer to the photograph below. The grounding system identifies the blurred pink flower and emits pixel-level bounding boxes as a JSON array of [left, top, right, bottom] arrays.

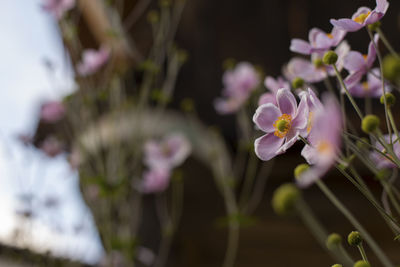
[[370, 134, 400, 169], [40, 101, 65, 123], [42, 0, 75, 19], [141, 168, 171, 193], [144, 133, 191, 170], [258, 76, 290, 106], [298, 94, 342, 187], [77, 46, 110, 76], [349, 68, 390, 98], [215, 62, 260, 114]]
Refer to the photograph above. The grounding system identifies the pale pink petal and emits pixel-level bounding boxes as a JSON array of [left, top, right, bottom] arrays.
[[290, 39, 312, 55], [254, 133, 284, 161], [343, 51, 366, 72], [258, 93, 277, 106], [330, 18, 364, 32], [277, 88, 297, 117], [253, 103, 281, 133]]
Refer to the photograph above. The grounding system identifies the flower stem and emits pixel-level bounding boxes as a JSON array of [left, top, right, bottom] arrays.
[[333, 65, 364, 120], [376, 27, 399, 59], [316, 180, 394, 267], [367, 28, 392, 145], [358, 244, 369, 263]]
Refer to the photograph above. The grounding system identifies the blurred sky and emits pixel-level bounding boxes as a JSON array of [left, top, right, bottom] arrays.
[[0, 0, 103, 264]]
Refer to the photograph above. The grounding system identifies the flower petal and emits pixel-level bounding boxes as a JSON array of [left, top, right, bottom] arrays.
[[343, 51, 365, 72], [254, 133, 284, 161], [290, 39, 312, 55], [258, 93, 277, 106], [291, 94, 309, 131], [376, 0, 389, 14], [344, 71, 364, 89], [366, 34, 379, 68], [364, 10, 383, 25], [277, 88, 297, 117], [253, 103, 281, 133], [330, 18, 364, 32]]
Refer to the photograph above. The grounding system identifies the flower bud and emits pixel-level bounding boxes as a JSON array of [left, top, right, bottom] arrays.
[[271, 183, 301, 216], [361, 115, 380, 134], [323, 50, 338, 65], [313, 58, 324, 68], [332, 264, 343, 267], [294, 164, 309, 181], [348, 231, 362, 246], [368, 21, 381, 32], [383, 54, 400, 82], [292, 77, 304, 89], [326, 233, 342, 250], [380, 93, 396, 107], [354, 260, 370, 267]]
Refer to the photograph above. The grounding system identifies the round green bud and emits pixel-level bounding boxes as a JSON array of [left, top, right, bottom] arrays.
[[380, 93, 396, 106], [271, 183, 301, 216], [292, 77, 304, 89], [383, 54, 400, 82], [313, 58, 324, 68], [348, 231, 362, 246], [368, 21, 381, 32], [361, 115, 380, 134], [326, 233, 342, 250], [332, 264, 343, 267], [354, 260, 371, 267], [294, 164, 310, 180], [323, 50, 338, 65]]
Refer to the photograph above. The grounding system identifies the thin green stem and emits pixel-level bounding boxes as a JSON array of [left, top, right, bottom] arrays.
[[388, 109, 400, 144], [377, 27, 399, 59], [333, 65, 364, 120], [358, 244, 369, 263], [368, 28, 392, 145], [316, 180, 394, 267], [382, 179, 400, 217]]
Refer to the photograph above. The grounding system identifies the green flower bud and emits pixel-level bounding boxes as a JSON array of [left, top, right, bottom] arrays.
[[354, 260, 371, 267], [271, 183, 301, 216], [292, 77, 304, 89], [383, 54, 400, 82], [380, 93, 396, 107], [294, 164, 310, 181], [368, 21, 381, 32], [313, 58, 324, 68], [361, 115, 380, 134], [348, 231, 362, 246], [332, 264, 343, 267], [326, 233, 343, 250], [147, 10, 159, 24], [323, 50, 338, 65]]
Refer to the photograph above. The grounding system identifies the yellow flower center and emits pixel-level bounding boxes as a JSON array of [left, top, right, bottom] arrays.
[[273, 114, 292, 138], [353, 11, 371, 24], [362, 81, 369, 92], [307, 112, 314, 134], [326, 33, 334, 39]]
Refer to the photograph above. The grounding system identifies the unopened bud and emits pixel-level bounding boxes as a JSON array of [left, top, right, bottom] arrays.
[[326, 233, 343, 250], [361, 115, 380, 134], [292, 77, 304, 89], [271, 183, 301, 216], [323, 50, 338, 65], [348, 231, 362, 246], [380, 93, 396, 107], [294, 164, 309, 181], [354, 260, 370, 267]]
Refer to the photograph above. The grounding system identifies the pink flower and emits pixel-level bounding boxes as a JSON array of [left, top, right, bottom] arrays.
[[370, 134, 400, 169], [253, 88, 308, 161], [141, 168, 171, 193], [297, 94, 342, 187], [40, 101, 65, 123], [349, 68, 390, 98], [42, 0, 75, 20], [298, 88, 323, 137], [215, 62, 260, 114], [144, 134, 191, 170], [77, 46, 110, 76], [258, 76, 290, 106], [330, 0, 389, 32], [344, 34, 379, 89], [290, 26, 346, 55], [284, 41, 350, 83]]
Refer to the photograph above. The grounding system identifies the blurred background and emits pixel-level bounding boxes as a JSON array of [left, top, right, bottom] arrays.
[[1, 0, 400, 266]]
